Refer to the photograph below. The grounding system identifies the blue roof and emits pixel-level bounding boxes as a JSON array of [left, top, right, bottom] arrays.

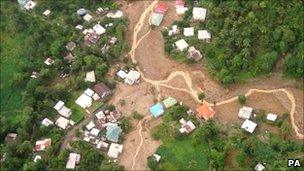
[[106, 124, 122, 142], [150, 103, 164, 117]]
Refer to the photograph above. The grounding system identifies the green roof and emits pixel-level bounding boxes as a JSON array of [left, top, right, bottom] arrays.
[[162, 97, 177, 108], [151, 12, 164, 26]]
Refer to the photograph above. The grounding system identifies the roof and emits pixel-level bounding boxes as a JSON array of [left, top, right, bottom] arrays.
[[154, 2, 169, 14], [162, 97, 178, 108], [93, 83, 111, 98], [97, 141, 109, 149], [117, 70, 127, 79], [175, 39, 189, 51], [95, 111, 105, 119], [93, 24, 106, 35], [66, 41, 76, 51], [241, 119, 257, 133], [192, 7, 207, 21], [86, 121, 95, 130], [107, 143, 123, 158], [43, 10, 51, 16], [125, 70, 141, 85], [188, 46, 202, 61], [150, 103, 165, 117], [92, 93, 100, 101], [255, 163, 265, 171], [75, 93, 92, 109], [84, 88, 95, 97], [75, 25, 83, 30], [41, 118, 54, 127], [183, 27, 194, 37], [54, 100, 64, 111], [85, 71, 96, 82], [176, 6, 188, 15], [58, 106, 72, 118], [4, 133, 17, 144], [106, 123, 122, 142], [35, 138, 51, 152], [238, 106, 253, 119], [153, 154, 161, 162], [151, 12, 164, 26], [77, 8, 87, 16], [44, 57, 54, 65], [175, 0, 185, 6], [179, 120, 196, 134], [55, 117, 70, 129], [106, 10, 123, 18], [198, 30, 211, 40], [266, 113, 277, 121], [24, 1, 36, 10], [64, 53, 74, 63], [83, 14, 92, 22], [90, 128, 100, 136], [66, 153, 81, 170], [33, 155, 42, 162], [196, 104, 215, 120]]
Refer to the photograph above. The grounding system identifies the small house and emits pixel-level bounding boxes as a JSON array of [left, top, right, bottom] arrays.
[[54, 100, 65, 111], [24, 1, 36, 10], [35, 138, 51, 152], [31, 71, 39, 79], [95, 111, 105, 120], [84, 33, 100, 46], [93, 24, 106, 35], [41, 118, 54, 127], [192, 7, 207, 21], [44, 57, 54, 65], [106, 10, 123, 18], [154, 2, 169, 14], [188, 46, 202, 61], [162, 97, 177, 108], [238, 106, 253, 119], [254, 163, 265, 171], [266, 113, 277, 121], [58, 106, 72, 118], [179, 120, 196, 134], [55, 117, 70, 129], [116, 70, 127, 79], [175, 39, 189, 51], [85, 71, 96, 82], [198, 30, 211, 42], [150, 12, 164, 26], [66, 41, 76, 51], [86, 121, 95, 131], [153, 154, 161, 162], [150, 103, 165, 117], [4, 133, 17, 144], [241, 119, 257, 133], [183, 27, 194, 37], [43, 10, 51, 17], [64, 53, 74, 63], [77, 8, 87, 16], [176, 0, 188, 15], [107, 110, 122, 123], [107, 143, 123, 158], [109, 37, 117, 44], [96, 141, 109, 150], [75, 93, 92, 109], [75, 25, 83, 30], [66, 153, 81, 170], [92, 93, 100, 101], [33, 155, 42, 162], [90, 128, 100, 137], [125, 70, 141, 85], [106, 123, 122, 142], [196, 104, 215, 120], [93, 83, 111, 99], [83, 14, 92, 22]]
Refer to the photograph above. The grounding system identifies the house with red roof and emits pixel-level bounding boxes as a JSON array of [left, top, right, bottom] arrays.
[[196, 104, 215, 120], [154, 2, 169, 14]]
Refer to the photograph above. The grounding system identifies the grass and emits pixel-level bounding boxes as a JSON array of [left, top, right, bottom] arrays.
[[66, 91, 86, 123]]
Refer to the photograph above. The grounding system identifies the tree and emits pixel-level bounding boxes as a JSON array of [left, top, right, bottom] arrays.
[[238, 94, 246, 104], [132, 111, 143, 120], [120, 117, 132, 133], [198, 92, 206, 101], [147, 155, 158, 170], [210, 149, 225, 169]]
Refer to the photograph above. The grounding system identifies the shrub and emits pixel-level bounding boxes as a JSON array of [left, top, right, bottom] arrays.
[[119, 99, 126, 106], [147, 155, 158, 170], [198, 92, 205, 101], [238, 95, 246, 104], [132, 111, 143, 120]]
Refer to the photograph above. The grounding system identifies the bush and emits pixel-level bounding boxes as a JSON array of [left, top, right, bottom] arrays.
[[119, 99, 126, 106], [132, 111, 143, 120], [198, 92, 205, 101], [120, 117, 132, 133], [238, 95, 246, 104], [147, 155, 158, 170]]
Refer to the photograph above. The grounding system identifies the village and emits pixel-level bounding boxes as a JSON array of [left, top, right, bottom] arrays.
[[1, 0, 303, 171]]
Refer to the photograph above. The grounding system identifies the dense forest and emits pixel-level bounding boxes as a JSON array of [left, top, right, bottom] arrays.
[[164, 0, 303, 85], [0, 0, 127, 170]]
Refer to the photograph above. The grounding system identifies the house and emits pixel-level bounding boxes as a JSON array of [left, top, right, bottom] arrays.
[[58, 106, 72, 118], [83, 14, 92, 22], [107, 143, 123, 158], [172, 25, 180, 35], [96, 141, 109, 150], [116, 70, 127, 79], [4, 133, 17, 144], [188, 46, 202, 61], [66, 153, 81, 170], [175, 0, 188, 15], [106, 123, 122, 142], [44, 57, 54, 65], [196, 104, 215, 120], [66, 41, 76, 51], [86, 121, 95, 130], [192, 7, 207, 21], [198, 30, 211, 42], [75, 25, 83, 30], [24, 1, 36, 10], [106, 10, 123, 18], [55, 117, 70, 129], [77, 8, 87, 16], [43, 9, 51, 16], [153, 154, 161, 162], [90, 128, 100, 137], [179, 118, 186, 124], [109, 37, 117, 44], [183, 27, 194, 37], [95, 111, 105, 120], [93, 24, 106, 35], [92, 93, 100, 101], [238, 106, 253, 119], [85, 71, 96, 82], [31, 71, 39, 78], [84, 33, 100, 46], [125, 70, 141, 85], [266, 113, 277, 121], [175, 39, 189, 51], [64, 53, 74, 63], [154, 2, 169, 14], [41, 118, 54, 127], [75, 93, 92, 109], [150, 12, 164, 26], [162, 97, 177, 108], [54, 100, 65, 110], [96, 7, 104, 14], [179, 120, 196, 134], [150, 103, 165, 117], [241, 119, 257, 133], [35, 138, 51, 152], [33, 155, 42, 162], [254, 163, 265, 171], [93, 83, 111, 99], [107, 111, 122, 123], [18, 0, 29, 6]]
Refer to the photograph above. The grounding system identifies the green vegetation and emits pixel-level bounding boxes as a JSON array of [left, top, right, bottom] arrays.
[[120, 116, 132, 133], [238, 94, 246, 104], [163, 0, 304, 85], [198, 92, 206, 101], [132, 111, 144, 120]]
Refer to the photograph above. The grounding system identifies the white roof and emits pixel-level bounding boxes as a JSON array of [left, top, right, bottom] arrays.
[[266, 113, 278, 121], [83, 136, 91, 142], [95, 111, 105, 119], [125, 70, 141, 85], [69, 120, 75, 126], [116, 70, 127, 79], [85, 71, 96, 82], [75, 93, 92, 109], [24, 1, 36, 10], [83, 14, 92, 22], [90, 128, 100, 136], [179, 118, 186, 124], [172, 25, 179, 34], [86, 121, 95, 130], [238, 106, 253, 119], [55, 117, 70, 129], [33, 155, 42, 162], [41, 118, 54, 127], [75, 25, 83, 30], [92, 93, 100, 101], [84, 88, 95, 97], [192, 7, 207, 21], [93, 24, 106, 35], [107, 143, 123, 158], [97, 141, 109, 149], [66, 153, 81, 170], [82, 29, 89, 35], [255, 163, 265, 171], [54, 100, 65, 111], [44, 58, 54, 65], [58, 106, 72, 118], [153, 154, 161, 162], [43, 10, 51, 16], [176, 6, 188, 15], [241, 119, 257, 133], [175, 39, 189, 51], [107, 10, 123, 18], [198, 30, 211, 40], [183, 27, 194, 37]]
